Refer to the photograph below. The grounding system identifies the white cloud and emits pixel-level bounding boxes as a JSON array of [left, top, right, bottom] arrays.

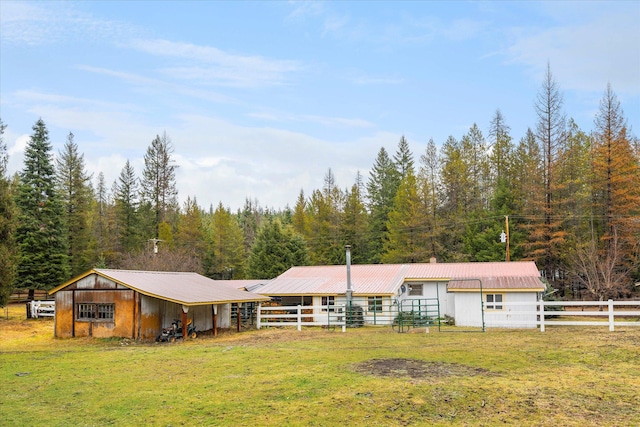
[[504, 11, 640, 94], [247, 110, 375, 128], [129, 39, 302, 87], [0, 1, 141, 46]]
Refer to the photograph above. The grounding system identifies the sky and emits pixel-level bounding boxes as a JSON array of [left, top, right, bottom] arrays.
[[1, 1, 639, 212]]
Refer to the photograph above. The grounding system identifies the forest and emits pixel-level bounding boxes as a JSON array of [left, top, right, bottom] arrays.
[[1, 68, 639, 306]]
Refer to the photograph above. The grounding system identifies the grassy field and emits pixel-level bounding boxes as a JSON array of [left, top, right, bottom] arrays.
[[1, 303, 639, 426]]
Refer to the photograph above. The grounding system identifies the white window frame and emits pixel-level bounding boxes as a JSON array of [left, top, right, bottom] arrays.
[[321, 296, 335, 312], [485, 294, 504, 310], [367, 296, 383, 312], [408, 284, 423, 296]]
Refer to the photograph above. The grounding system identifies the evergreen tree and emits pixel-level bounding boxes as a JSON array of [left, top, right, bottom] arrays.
[[204, 202, 246, 279], [590, 84, 640, 287], [393, 135, 415, 179], [418, 138, 443, 258], [341, 173, 369, 264], [141, 132, 178, 238], [90, 172, 117, 264], [382, 169, 430, 263], [0, 119, 18, 305], [246, 219, 310, 279], [306, 169, 344, 265], [15, 119, 70, 290], [533, 64, 567, 287], [291, 189, 310, 237], [56, 133, 94, 276], [174, 196, 206, 259], [113, 160, 141, 253], [366, 147, 400, 263], [439, 135, 470, 261]]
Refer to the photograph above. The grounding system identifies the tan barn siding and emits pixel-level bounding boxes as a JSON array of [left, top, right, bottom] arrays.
[[54, 291, 74, 338], [140, 295, 162, 340], [72, 289, 136, 338]]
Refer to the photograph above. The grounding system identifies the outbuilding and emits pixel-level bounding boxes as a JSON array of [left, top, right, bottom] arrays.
[[258, 261, 544, 328], [48, 269, 270, 340]]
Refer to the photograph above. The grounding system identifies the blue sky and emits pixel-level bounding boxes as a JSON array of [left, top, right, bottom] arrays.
[[1, 1, 639, 211]]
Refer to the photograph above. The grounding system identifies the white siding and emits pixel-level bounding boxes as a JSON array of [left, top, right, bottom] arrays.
[[453, 292, 539, 328]]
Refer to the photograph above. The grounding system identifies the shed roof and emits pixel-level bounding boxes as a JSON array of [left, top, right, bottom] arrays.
[[258, 261, 543, 296], [50, 269, 270, 306]]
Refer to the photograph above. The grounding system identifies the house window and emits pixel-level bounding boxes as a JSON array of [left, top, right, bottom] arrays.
[[485, 294, 504, 310], [409, 284, 423, 296], [368, 296, 383, 312], [77, 303, 115, 321], [321, 296, 335, 312]]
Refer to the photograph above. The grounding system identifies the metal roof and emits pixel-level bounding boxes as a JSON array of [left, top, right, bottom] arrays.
[[258, 261, 544, 296], [51, 269, 270, 306]]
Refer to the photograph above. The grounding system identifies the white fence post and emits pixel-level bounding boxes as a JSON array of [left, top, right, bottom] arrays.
[[608, 299, 614, 332], [297, 305, 302, 331], [539, 299, 545, 332], [256, 302, 262, 329]]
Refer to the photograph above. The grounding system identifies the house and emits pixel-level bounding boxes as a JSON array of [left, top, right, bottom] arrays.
[[48, 269, 270, 340], [257, 261, 544, 328]]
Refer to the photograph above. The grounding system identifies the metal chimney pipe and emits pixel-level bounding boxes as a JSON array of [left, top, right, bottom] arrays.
[[345, 245, 353, 305]]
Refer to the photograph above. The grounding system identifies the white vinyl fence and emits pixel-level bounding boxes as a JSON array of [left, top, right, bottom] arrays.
[[257, 304, 347, 332], [29, 300, 55, 318], [485, 299, 640, 331]]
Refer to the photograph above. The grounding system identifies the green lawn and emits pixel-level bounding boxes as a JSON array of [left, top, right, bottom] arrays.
[[1, 305, 638, 426]]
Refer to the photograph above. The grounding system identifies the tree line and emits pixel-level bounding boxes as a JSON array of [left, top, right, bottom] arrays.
[[1, 66, 639, 305]]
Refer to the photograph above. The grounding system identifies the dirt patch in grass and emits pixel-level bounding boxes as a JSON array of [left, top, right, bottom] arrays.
[[353, 358, 495, 379]]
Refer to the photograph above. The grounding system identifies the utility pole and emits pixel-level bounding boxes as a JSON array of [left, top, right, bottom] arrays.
[[500, 215, 510, 262], [505, 215, 510, 262]]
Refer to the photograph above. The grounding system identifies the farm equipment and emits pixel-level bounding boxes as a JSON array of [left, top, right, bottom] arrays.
[[156, 318, 197, 342]]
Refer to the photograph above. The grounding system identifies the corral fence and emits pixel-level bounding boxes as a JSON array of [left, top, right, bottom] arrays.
[[257, 304, 347, 331], [28, 300, 56, 319], [485, 299, 640, 331], [256, 298, 444, 332]]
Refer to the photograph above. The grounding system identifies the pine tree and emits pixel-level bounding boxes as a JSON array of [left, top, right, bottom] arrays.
[[591, 84, 640, 283], [204, 202, 246, 279], [418, 138, 443, 258], [393, 135, 415, 179], [341, 173, 369, 264], [246, 219, 310, 279], [291, 189, 310, 237], [113, 160, 141, 253], [366, 147, 400, 263], [0, 119, 18, 305], [56, 132, 94, 276], [533, 64, 566, 287], [15, 119, 70, 290], [382, 169, 430, 263], [90, 172, 117, 264], [141, 132, 178, 239], [174, 196, 206, 259]]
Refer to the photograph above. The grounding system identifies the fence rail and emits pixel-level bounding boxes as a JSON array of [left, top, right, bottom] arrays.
[[29, 300, 55, 318], [484, 300, 640, 331], [257, 304, 346, 332]]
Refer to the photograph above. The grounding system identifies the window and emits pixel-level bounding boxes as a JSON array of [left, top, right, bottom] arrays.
[[409, 284, 423, 296], [77, 303, 114, 321], [77, 304, 95, 320], [321, 296, 335, 312], [368, 296, 383, 312], [485, 294, 504, 310]]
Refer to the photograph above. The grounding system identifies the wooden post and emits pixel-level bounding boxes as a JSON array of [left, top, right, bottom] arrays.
[[608, 299, 614, 332], [297, 305, 302, 331], [212, 305, 218, 337], [237, 303, 242, 332], [539, 299, 545, 332], [256, 302, 262, 329], [181, 308, 188, 340]]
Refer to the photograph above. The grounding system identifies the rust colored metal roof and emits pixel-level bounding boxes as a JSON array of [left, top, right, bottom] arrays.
[[56, 269, 270, 306], [258, 261, 543, 295]]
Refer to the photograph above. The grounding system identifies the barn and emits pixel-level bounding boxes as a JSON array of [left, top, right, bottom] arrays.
[[48, 269, 270, 340], [257, 261, 545, 328]]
